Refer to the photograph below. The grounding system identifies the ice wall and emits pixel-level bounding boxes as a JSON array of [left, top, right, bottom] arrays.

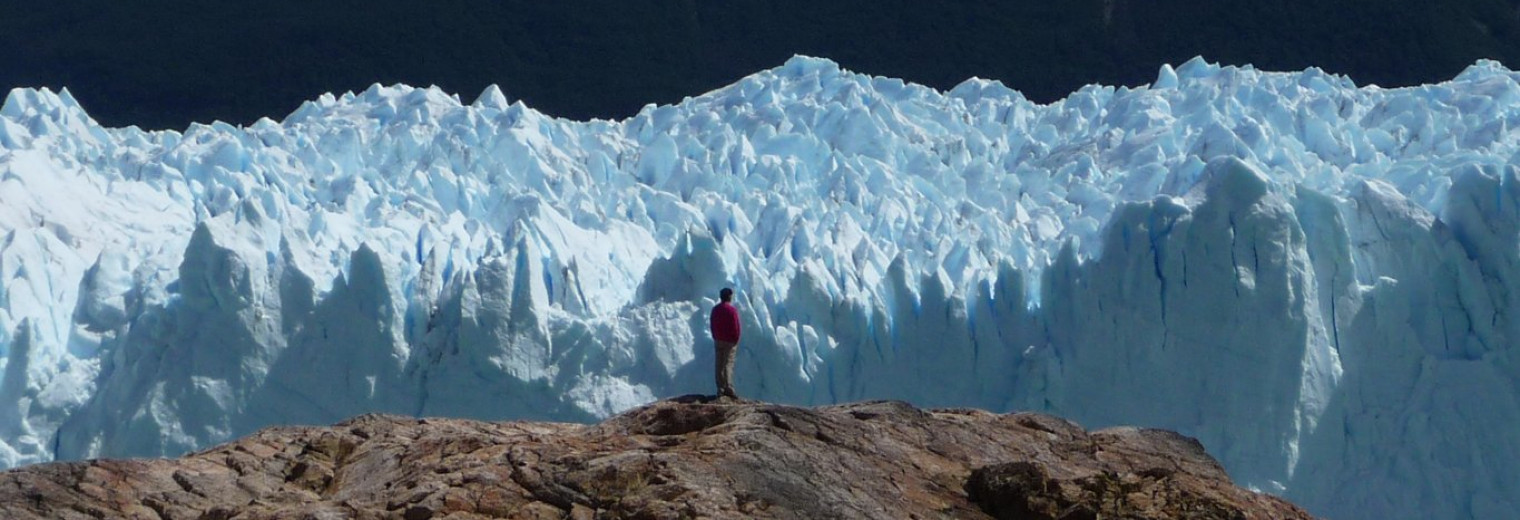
[[2, 56, 1519, 518]]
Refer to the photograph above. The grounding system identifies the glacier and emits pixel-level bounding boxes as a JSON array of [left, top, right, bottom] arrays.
[[2, 55, 1519, 518]]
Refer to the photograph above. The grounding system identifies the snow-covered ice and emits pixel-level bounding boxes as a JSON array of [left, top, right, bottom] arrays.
[[3, 56, 1520, 519]]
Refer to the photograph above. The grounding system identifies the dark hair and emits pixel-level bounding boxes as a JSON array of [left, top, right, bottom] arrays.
[[720, 287, 734, 302]]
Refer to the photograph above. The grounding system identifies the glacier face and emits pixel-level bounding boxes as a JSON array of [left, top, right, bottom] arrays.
[[2, 55, 1519, 518]]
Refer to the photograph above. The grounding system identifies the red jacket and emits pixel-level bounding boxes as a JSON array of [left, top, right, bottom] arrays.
[[710, 302, 741, 342]]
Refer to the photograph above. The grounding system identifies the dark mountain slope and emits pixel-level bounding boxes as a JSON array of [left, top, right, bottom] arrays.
[[5, 0, 1518, 130]]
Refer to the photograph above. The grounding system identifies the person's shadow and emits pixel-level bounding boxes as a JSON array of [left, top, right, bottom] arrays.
[[666, 393, 721, 404], [670, 306, 723, 398]]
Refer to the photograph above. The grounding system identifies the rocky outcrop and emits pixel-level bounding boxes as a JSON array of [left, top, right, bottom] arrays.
[[0, 397, 1313, 519]]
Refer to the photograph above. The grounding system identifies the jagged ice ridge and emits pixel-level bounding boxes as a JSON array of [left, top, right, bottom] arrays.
[[1, 56, 1518, 519]]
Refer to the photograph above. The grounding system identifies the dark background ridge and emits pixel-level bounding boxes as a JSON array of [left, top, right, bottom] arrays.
[[5, 0, 1519, 130]]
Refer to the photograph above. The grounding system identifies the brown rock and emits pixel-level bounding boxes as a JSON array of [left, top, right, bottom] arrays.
[[0, 397, 1316, 519]]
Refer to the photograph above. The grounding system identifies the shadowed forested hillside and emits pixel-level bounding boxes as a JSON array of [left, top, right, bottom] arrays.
[[4, 0, 1519, 129]]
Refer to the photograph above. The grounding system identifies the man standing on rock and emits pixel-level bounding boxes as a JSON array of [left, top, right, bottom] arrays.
[[710, 287, 741, 399]]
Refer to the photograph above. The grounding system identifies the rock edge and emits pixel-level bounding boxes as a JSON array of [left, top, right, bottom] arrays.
[[0, 396, 1315, 519]]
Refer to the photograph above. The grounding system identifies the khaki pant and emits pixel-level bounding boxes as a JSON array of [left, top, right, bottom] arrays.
[[715, 340, 738, 397]]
